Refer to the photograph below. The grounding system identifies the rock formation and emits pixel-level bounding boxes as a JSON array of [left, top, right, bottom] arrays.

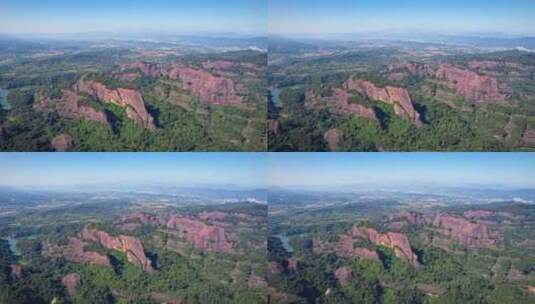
[[81, 227, 154, 272], [62, 273, 80, 297], [348, 226, 419, 266], [432, 213, 496, 248], [64, 237, 111, 267], [345, 78, 422, 126], [123, 62, 243, 105], [51, 134, 73, 152], [434, 64, 506, 102], [305, 88, 378, 121], [388, 210, 428, 226], [75, 80, 156, 130], [118, 213, 235, 253], [33, 90, 109, 126], [463, 210, 494, 220]]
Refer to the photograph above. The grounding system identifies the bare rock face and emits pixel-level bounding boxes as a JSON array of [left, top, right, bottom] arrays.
[[305, 88, 377, 121], [34, 90, 109, 126], [165, 215, 235, 253], [334, 267, 353, 286], [64, 237, 111, 267], [324, 129, 341, 151], [51, 134, 73, 152], [198, 211, 228, 221], [62, 273, 80, 297], [389, 211, 428, 226], [390, 62, 429, 76], [346, 79, 422, 126], [75, 80, 156, 130], [81, 227, 154, 272], [349, 227, 419, 266], [468, 60, 499, 70], [123, 62, 243, 105], [119, 213, 235, 254], [432, 213, 496, 248], [434, 64, 507, 102]]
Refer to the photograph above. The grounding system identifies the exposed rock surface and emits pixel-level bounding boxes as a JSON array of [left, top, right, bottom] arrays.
[[334, 266, 353, 286], [64, 237, 111, 267], [348, 226, 419, 266], [75, 80, 156, 130], [324, 128, 341, 151], [432, 213, 496, 248], [202, 60, 234, 71], [34, 90, 109, 126], [434, 64, 507, 102], [305, 88, 377, 121], [62, 273, 80, 297], [389, 210, 428, 226], [345, 78, 422, 126], [118, 213, 235, 253], [81, 227, 154, 272], [51, 134, 73, 151], [123, 62, 243, 105]]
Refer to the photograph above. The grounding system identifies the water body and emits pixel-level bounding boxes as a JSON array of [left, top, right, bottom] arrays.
[[275, 234, 294, 253], [269, 87, 281, 106], [0, 89, 11, 110], [7, 236, 20, 256]]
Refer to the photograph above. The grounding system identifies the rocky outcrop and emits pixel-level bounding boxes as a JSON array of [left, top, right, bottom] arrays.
[[198, 211, 228, 221], [81, 227, 154, 272], [468, 60, 499, 70], [123, 62, 243, 105], [118, 213, 235, 253], [432, 213, 496, 248], [34, 90, 109, 126], [305, 88, 378, 121], [348, 227, 419, 266], [345, 79, 422, 126], [62, 273, 80, 297], [324, 128, 340, 151], [202, 60, 234, 71], [334, 267, 353, 286], [51, 134, 73, 151], [389, 211, 428, 226], [75, 80, 156, 130], [64, 237, 111, 267], [434, 64, 507, 102]]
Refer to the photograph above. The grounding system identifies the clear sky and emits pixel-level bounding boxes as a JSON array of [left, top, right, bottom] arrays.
[[269, 0, 535, 35], [268, 153, 535, 188], [0, 0, 266, 35], [0, 153, 266, 188]]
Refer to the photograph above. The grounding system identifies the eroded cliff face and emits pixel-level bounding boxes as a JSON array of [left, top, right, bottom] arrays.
[[62, 273, 80, 297], [81, 227, 154, 272], [63, 237, 111, 267], [122, 62, 243, 105], [349, 227, 419, 266], [313, 226, 419, 267], [34, 79, 156, 130], [75, 80, 156, 130], [345, 78, 422, 126], [434, 64, 507, 102], [432, 213, 497, 248], [305, 88, 377, 121], [117, 212, 235, 254], [33, 90, 109, 126]]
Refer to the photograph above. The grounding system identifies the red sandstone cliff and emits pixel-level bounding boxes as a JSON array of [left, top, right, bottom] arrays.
[[118, 213, 235, 254], [62, 273, 80, 297], [432, 213, 496, 248], [75, 80, 156, 130], [123, 62, 243, 105], [81, 227, 154, 272], [345, 79, 422, 126], [434, 64, 506, 102]]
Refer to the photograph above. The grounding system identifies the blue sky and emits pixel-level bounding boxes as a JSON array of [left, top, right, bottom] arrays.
[[269, 0, 535, 35], [0, 0, 266, 34], [268, 153, 535, 188], [0, 153, 266, 188]]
